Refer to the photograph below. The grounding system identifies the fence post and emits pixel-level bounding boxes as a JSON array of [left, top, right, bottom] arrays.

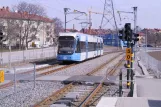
[[119, 71, 122, 97], [33, 63, 36, 89], [14, 67, 17, 107]]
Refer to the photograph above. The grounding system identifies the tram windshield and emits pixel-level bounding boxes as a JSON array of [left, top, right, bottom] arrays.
[[58, 36, 75, 54]]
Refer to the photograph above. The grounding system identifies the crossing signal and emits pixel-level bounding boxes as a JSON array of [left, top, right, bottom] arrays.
[[124, 23, 132, 41], [118, 23, 132, 41], [134, 33, 139, 41]]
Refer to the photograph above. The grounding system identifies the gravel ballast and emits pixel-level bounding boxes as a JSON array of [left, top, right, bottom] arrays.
[[0, 52, 123, 107], [0, 81, 64, 107], [52, 52, 122, 76]]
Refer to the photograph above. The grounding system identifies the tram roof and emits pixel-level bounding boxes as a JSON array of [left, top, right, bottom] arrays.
[[59, 32, 102, 39]]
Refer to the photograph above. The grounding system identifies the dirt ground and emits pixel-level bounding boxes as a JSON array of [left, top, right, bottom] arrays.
[[148, 51, 161, 61]]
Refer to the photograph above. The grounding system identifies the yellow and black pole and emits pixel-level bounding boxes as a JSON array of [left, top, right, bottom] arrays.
[[130, 42, 134, 95], [126, 42, 131, 88], [124, 23, 132, 89]]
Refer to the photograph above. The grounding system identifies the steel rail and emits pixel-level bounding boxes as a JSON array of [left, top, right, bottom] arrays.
[[34, 52, 124, 107]]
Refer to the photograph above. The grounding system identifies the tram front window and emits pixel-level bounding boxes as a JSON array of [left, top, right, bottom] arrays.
[[58, 36, 75, 54]]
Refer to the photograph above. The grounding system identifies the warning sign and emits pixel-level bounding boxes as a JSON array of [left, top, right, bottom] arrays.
[[126, 54, 131, 61], [0, 70, 4, 83], [126, 48, 131, 54], [126, 48, 131, 61]]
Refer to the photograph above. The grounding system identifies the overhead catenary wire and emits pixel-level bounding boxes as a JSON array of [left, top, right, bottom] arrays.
[[32, 0, 64, 13]]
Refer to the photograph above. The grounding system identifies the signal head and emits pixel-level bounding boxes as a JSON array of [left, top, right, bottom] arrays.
[[119, 30, 123, 34], [134, 33, 139, 37], [133, 33, 140, 41], [0, 30, 3, 41], [125, 23, 131, 30]]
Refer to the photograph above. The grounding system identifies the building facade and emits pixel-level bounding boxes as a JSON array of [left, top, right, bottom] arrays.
[[0, 6, 54, 49]]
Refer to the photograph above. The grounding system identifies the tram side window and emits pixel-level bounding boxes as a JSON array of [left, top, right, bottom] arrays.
[[80, 41, 86, 52], [75, 40, 80, 53], [94, 43, 97, 51], [98, 43, 100, 50], [101, 43, 103, 49], [88, 42, 95, 51]]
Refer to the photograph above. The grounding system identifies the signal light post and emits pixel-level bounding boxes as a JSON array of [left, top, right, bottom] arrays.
[[119, 23, 140, 96]]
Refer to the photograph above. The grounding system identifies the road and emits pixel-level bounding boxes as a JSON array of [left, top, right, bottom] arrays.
[[0, 47, 57, 65]]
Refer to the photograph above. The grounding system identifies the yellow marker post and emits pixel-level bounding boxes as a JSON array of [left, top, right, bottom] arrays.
[[127, 82, 130, 86], [0, 70, 4, 83], [127, 64, 131, 68]]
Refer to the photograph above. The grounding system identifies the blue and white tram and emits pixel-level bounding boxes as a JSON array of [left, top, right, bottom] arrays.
[[57, 32, 103, 62]]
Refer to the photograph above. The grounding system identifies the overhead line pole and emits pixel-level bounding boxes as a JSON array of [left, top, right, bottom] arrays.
[[133, 7, 137, 60], [111, 0, 119, 49], [130, 7, 137, 96], [89, 10, 92, 34], [100, 0, 106, 28]]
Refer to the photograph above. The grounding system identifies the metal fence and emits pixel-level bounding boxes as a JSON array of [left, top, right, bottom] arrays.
[[1, 64, 36, 106], [139, 49, 161, 77]]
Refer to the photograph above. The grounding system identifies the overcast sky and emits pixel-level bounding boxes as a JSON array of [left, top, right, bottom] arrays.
[[1, 0, 161, 30]]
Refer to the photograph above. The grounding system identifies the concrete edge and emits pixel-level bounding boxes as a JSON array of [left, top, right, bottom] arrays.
[[133, 81, 137, 97], [137, 60, 149, 75]]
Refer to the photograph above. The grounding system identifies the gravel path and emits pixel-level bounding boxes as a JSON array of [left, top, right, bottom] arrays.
[[52, 52, 122, 76], [0, 81, 64, 107]]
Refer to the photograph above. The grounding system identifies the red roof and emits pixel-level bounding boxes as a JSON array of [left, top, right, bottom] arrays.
[[0, 6, 53, 23]]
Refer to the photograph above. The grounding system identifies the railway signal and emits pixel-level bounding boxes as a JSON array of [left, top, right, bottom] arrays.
[[118, 23, 132, 41], [134, 33, 139, 42], [0, 30, 3, 41]]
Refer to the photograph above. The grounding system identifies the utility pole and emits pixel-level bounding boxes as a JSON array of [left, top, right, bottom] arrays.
[[133, 7, 137, 60], [111, 0, 119, 49], [64, 8, 70, 32], [88, 10, 92, 34], [129, 7, 137, 95]]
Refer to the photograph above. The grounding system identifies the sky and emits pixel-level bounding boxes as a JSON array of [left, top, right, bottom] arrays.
[[0, 0, 161, 30]]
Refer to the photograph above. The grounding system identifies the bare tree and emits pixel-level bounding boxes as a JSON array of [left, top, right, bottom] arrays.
[[53, 17, 63, 45], [6, 19, 19, 47], [14, 1, 46, 49]]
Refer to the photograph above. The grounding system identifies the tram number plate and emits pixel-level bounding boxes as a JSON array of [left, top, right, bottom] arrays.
[[126, 54, 131, 61]]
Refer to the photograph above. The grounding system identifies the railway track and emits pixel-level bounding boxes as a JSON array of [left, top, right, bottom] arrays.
[[0, 63, 76, 89], [0, 51, 122, 89], [80, 56, 125, 107], [34, 52, 125, 107]]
